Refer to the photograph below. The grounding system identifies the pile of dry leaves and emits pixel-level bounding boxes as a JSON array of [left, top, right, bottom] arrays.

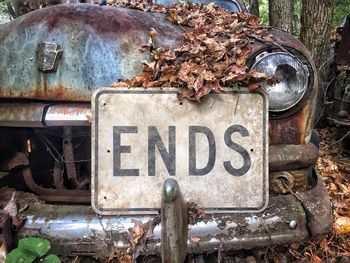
[[110, 1, 274, 101], [288, 127, 350, 262]]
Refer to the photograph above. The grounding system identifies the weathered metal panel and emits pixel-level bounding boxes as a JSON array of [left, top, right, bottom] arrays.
[[92, 88, 268, 215], [269, 104, 308, 145], [269, 143, 318, 171], [0, 4, 184, 101]]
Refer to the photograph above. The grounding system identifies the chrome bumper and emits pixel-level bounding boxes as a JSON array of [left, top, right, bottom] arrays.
[[18, 170, 332, 258]]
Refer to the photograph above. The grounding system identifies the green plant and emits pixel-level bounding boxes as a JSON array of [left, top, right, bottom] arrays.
[[5, 238, 60, 263]]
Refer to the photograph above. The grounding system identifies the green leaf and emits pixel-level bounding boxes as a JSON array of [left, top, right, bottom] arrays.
[[5, 248, 36, 263], [18, 238, 51, 257], [42, 254, 61, 263]]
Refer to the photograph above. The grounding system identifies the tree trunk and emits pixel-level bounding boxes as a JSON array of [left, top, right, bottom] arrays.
[[269, 0, 293, 33], [300, 0, 333, 80], [249, 0, 259, 17]]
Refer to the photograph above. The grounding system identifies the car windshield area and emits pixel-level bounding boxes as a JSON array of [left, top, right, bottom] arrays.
[[155, 0, 241, 12]]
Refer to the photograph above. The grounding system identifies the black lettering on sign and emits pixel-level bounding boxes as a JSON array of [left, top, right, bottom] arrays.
[[189, 126, 216, 176], [148, 126, 176, 176], [113, 126, 139, 176], [224, 125, 251, 176]]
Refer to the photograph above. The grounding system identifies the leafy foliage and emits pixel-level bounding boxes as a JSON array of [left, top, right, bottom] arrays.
[[333, 0, 350, 26], [0, 1, 8, 13], [242, 0, 269, 26], [42, 254, 61, 263], [6, 238, 60, 263], [110, 2, 275, 101]]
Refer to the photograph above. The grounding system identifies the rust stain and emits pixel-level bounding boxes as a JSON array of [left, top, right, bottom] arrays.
[[47, 105, 90, 115], [20, 4, 182, 39], [0, 85, 89, 101], [269, 107, 306, 145], [250, 28, 314, 64]]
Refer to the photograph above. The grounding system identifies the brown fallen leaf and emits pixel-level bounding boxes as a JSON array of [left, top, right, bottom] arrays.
[[110, 2, 273, 101], [86, 115, 92, 124], [3, 192, 24, 228], [128, 216, 160, 260], [334, 217, 350, 235], [312, 255, 323, 263], [130, 220, 145, 244], [108, 249, 132, 263], [187, 202, 206, 224]]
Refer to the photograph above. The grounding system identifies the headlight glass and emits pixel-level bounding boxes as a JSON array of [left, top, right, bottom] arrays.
[[251, 52, 309, 112]]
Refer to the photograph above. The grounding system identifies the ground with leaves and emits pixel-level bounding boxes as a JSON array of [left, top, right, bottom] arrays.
[[287, 127, 350, 263]]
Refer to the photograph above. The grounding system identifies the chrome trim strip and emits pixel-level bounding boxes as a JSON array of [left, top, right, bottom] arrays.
[[0, 103, 46, 127], [44, 104, 91, 126]]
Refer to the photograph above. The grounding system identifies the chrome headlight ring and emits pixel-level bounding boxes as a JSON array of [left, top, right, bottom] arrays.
[[251, 51, 310, 113]]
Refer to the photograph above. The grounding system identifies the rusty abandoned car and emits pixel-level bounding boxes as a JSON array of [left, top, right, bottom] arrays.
[[0, 0, 333, 261], [327, 14, 350, 154]]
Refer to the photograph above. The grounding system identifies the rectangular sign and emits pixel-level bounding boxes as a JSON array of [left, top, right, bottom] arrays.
[[92, 88, 268, 215]]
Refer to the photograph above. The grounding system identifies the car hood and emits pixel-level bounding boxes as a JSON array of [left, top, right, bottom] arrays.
[[0, 4, 184, 101], [0, 4, 311, 102]]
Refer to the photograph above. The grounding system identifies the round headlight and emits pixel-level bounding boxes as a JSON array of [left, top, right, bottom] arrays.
[[251, 52, 309, 112]]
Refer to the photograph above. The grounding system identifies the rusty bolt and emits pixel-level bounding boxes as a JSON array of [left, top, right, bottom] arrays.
[[270, 171, 295, 194]]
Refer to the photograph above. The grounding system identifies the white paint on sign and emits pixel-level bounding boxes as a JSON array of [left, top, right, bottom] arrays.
[[92, 88, 268, 215]]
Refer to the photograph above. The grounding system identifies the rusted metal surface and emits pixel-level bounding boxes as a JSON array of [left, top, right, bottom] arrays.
[[0, 4, 184, 101], [269, 143, 319, 171], [297, 169, 333, 238], [161, 179, 188, 263], [249, 28, 318, 146], [6, 151, 30, 170], [270, 171, 295, 194], [17, 170, 331, 258], [62, 127, 79, 187], [269, 104, 309, 145], [44, 104, 91, 126], [250, 28, 315, 70], [325, 75, 350, 127], [0, 103, 46, 127], [335, 15, 350, 66], [0, 4, 318, 148], [290, 168, 308, 191], [0, 6, 310, 103], [270, 169, 308, 194], [53, 160, 65, 189], [18, 154, 90, 203]]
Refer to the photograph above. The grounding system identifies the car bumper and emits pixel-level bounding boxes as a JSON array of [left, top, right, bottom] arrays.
[[17, 169, 332, 258]]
